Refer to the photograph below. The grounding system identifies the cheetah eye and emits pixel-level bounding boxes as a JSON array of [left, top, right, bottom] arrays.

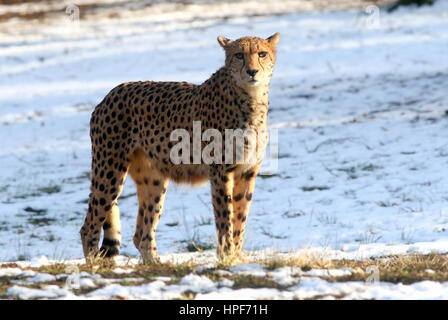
[[234, 53, 244, 60], [258, 51, 268, 58]]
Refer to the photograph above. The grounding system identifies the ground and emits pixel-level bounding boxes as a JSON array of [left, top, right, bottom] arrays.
[[0, 0, 448, 299]]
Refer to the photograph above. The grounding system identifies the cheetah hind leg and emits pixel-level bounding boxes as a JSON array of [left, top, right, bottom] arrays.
[[129, 148, 169, 264], [98, 202, 123, 258], [80, 156, 129, 261]]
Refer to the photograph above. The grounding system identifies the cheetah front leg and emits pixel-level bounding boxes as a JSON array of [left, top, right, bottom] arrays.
[[232, 164, 260, 258], [129, 150, 169, 264], [137, 177, 169, 264], [210, 166, 236, 261]]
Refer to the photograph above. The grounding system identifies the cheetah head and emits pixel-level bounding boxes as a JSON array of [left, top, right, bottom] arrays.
[[217, 33, 280, 88]]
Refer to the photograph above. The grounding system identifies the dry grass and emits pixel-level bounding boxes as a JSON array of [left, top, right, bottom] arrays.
[[214, 242, 248, 268], [0, 281, 9, 298], [256, 250, 335, 271], [256, 251, 448, 284], [231, 274, 286, 290], [333, 254, 448, 284], [33, 259, 197, 283]]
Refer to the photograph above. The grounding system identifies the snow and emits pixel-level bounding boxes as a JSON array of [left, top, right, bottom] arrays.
[[268, 267, 303, 286], [78, 278, 96, 289], [304, 268, 353, 278], [0, 0, 448, 300], [0, 268, 36, 278], [289, 278, 448, 300], [217, 279, 234, 288], [178, 274, 216, 293], [7, 285, 73, 300], [196, 287, 292, 300], [26, 273, 57, 283], [229, 263, 266, 275], [86, 281, 177, 300], [111, 267, 135, 275]]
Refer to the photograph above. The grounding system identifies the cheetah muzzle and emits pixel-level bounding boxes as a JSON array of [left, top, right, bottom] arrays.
[[80, 33, 281, 264]]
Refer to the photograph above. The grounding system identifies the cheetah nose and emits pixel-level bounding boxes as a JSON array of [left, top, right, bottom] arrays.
[[246, 69, 258, 77]]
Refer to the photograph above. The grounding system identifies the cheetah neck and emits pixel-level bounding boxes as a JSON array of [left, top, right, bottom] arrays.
[[199, 67, 269, 128], [235, 85, 269, 129]]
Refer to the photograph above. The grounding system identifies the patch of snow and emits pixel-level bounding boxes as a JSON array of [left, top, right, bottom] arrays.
[[304, 268, 353, 278], [26, 273, 57, 283], [196, 287, 294, 300], [213, 270, 232, 277], [229, 264, 267, 276], [86, 280, 178, 300], [268, 267, 303, 286], [217, 279, 234, 288], [162, 251, 217, 265], [8, 285, 72, 300], [79, 278, 97, 289], [30, 256, 50, 267], [154, 276, 172, 282], [177, 274, 216, 293], [86, 284, 134, 299], [94, 277, 144, 286], [229, 263, 266, 272], [0, 268, 36, 278], [194, 263, 215, 273], [288, 278, 448, 300], [111, 268, 134, 275]]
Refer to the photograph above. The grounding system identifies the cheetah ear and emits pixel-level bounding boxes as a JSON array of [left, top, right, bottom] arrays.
[[266, 32, 281, 48], [217, 36, 233, 48]]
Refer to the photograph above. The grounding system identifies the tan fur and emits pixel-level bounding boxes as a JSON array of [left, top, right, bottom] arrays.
[[80, 33, 280, 263]]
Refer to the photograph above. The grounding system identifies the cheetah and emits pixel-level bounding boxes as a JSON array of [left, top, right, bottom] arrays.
[[80, 33, 281, 263]]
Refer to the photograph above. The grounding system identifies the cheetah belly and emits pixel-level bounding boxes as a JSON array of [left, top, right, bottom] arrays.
[[157, 161, 210, 186]]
